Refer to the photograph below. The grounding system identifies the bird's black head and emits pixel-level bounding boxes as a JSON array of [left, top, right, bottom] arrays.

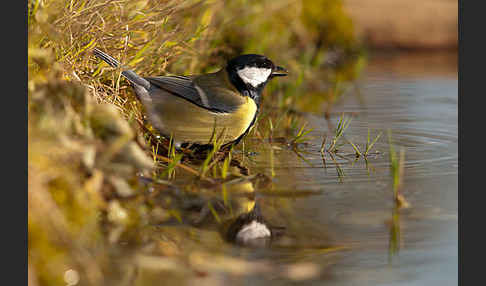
[[226, 54, 287, 103]]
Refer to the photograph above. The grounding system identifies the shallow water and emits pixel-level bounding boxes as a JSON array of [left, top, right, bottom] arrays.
[[117, 51, 458, 285], [247, 51, 458, 285]]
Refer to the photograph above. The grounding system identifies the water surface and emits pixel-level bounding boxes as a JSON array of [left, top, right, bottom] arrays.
[[261, 51, 457, 285], [242, 51, 456, 285]]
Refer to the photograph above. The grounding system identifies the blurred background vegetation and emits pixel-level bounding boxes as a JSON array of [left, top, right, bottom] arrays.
[[28, 0, 456, 285]]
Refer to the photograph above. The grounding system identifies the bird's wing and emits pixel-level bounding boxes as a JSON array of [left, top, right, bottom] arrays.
[[144, 71, 242, 113]]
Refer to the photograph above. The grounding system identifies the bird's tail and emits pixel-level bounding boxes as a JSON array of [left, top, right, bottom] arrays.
[[93, 48, 122, 68], [92, 48, 150, 89]]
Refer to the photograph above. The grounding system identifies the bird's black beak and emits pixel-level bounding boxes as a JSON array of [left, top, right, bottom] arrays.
[[271, 66, 288, 77]]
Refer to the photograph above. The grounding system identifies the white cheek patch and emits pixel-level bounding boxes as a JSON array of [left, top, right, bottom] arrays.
[[236, 220, 271, 242], [237, 67, 272, 87]]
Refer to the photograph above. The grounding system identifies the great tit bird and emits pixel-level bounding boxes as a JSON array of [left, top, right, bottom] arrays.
[[92, 48, 287, 148]]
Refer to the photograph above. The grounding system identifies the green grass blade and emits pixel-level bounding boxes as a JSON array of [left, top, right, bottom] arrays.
[[365, 131, 382, 156]]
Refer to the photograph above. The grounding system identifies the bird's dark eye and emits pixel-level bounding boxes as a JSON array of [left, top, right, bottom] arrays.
[[255, 59, 273, 69]]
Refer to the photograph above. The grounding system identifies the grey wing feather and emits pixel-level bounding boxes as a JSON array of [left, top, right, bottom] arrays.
[[145, 76, 237, 113], [145, 76, 203, 106]]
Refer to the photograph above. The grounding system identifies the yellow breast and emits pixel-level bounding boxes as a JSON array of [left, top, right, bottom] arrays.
[[224, 96, 257, 140], [148, 93, 258, 145]]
